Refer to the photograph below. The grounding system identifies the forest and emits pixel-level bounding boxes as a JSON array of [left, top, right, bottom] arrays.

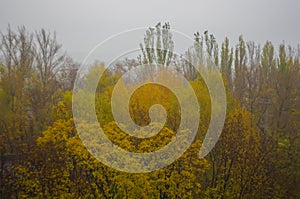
[[0, 23, 299, 198]]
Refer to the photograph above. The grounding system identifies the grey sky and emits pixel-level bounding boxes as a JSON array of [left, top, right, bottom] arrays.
[[1, 0, 299, 63]]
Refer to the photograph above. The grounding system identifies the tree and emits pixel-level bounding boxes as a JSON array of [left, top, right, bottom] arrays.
[[220, 37, 233, 90], [139, 22, 174, 68]]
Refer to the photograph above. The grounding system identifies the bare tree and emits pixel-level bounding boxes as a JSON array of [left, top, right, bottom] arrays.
[[35, 29, 65, 93]]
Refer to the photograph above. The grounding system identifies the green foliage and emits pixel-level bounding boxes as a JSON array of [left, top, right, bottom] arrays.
[[139, 22, 174, 67]]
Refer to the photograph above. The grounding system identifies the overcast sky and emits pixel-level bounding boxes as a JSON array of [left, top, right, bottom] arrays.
[[1, 0, 300, 63]]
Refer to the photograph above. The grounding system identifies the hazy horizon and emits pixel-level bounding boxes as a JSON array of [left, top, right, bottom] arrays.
[[1, 0, 299, 63]]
